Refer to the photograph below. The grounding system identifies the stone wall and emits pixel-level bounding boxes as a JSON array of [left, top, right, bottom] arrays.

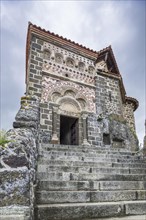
[[26, 36, 43, 98], [95, 74, 123, 116], [123, 102, 136, 132], [87, 113, 102, 146], [87, 113, 138, 151]]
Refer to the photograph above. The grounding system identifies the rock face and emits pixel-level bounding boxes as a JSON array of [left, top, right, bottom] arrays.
[[0, 168, 30, 206], [1, 23, 145, 220], [0, 95, 39, 220]]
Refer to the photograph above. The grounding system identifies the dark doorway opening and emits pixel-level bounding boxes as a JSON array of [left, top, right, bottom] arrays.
[[60, 115, 79, 145], [103, 133, 111, 145]]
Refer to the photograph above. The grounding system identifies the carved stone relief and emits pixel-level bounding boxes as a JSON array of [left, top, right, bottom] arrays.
[[43, 41, 96, 80], [57, 96, 81, 113], [66, 58, 75, 68], [64, 90, 76, 97], [52, 92, 61, 102], [41, 76, 96, 113], [55, 53, 63, 64], [78, 62, 85, 72], [43, 50, 51, 60], [88, 66, 95, 74], [42, 63, 95, 85]]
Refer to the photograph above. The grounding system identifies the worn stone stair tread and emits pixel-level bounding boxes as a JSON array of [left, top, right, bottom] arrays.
[[0, 215, 30, 220], [42, 145, 132, 152], [37, 164, 146, 174], [42, 148, 135, 157], [37, 200, 146, 207], [41, 144, 133, 152], [87, 215, 146, 220], [36, 190, 146, 204], [38, 153, 145, 163], [35, 201, 146, 219], [37, 171, 146, 181], [38, 159, 146, 168], [39, 149, 142, 159], [39, 155, 119, 163], [39, 157, 146, 164], [37, 189, 146, 192], [37, 180, 146, 191]]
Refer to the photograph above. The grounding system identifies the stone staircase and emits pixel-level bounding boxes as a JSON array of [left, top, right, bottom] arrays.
[[35, 144, 146, 220]]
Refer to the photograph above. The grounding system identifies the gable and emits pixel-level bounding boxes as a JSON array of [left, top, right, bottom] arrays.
[[95, 46, 120, 75]]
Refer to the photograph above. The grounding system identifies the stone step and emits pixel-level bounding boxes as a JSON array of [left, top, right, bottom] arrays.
[[0, 206, 30, 220], [37, 164, 146, 174], [37, 172, 146, 181], [36, 190, 146, 204], [39, 154, 118, 163], [39, 150, 143, 160], [37, 180, 146, 191], [88, 215, 146, 220], [42, 145, 133, 154], [117, 157, 146, 163], [41, 144, 133, 154], [39, 154, 146, 165], [35, 200, 146, 220], [0, 216, 27, 220], [72, 173, 146, 181], [112, 162, 146, 168], [38, 159, 146, 168], [38, 159, 113, 167]]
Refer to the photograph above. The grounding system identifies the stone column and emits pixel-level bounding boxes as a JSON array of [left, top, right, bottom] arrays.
[[51, 105, 59, 144], [82, 112, 90, 145]]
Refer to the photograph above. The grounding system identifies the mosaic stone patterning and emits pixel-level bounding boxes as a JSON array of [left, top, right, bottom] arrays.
[[41, 76, 96, 113]]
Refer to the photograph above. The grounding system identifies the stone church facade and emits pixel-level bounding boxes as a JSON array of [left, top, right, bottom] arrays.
[[1, 23, 146, 220], [26, 23, 138, 149]]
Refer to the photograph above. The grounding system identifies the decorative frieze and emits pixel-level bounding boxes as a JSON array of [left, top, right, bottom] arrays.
[[43, 42, 95, 66], [42, 62, 95, 85], [41, 76, 96, 113], [42, 41, 96, 85]]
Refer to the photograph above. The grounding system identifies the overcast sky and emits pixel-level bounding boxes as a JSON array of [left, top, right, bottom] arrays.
[[1, 0, 146, 145]]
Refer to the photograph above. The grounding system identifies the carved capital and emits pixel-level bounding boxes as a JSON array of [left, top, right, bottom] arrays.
[[52, 105, 59, 113], [81, 112, 88, 120]]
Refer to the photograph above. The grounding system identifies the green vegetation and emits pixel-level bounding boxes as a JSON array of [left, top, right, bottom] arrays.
[[0, 130, 11, 148]]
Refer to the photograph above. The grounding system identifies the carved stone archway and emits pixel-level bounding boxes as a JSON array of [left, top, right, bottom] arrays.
[[51, 96, 90, 145], [57, 96, 81, 116]]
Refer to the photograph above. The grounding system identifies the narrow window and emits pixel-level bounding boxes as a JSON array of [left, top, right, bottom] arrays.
[[109, 91, 112, 101]]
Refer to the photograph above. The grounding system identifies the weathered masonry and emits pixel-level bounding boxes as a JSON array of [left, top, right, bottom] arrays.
[[1, 23, 146, 220], [26, 23, 138, 150]]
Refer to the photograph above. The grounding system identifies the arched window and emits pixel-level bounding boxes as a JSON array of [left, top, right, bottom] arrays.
[[88, 66, 95, 74], [43, 49, 51, 60], [78, 62, 85, 72], [55, 53, 63, 64], [66, 58, 75, 68]]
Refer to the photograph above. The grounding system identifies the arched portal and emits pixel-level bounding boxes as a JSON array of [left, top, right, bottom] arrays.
[[57, 96, 81, 145], [44, 86, 90, 146]]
